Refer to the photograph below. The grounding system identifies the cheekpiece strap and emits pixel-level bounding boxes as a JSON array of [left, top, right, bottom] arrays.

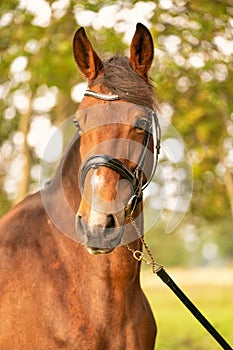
[[84, 89, 120, 101]]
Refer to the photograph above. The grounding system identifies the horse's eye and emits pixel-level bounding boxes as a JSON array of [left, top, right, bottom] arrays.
[[135, 118, 148, 132], [73, 119, 82, 132]]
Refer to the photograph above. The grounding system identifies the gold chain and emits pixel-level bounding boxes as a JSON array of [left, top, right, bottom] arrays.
[[124, 216, 163, 274]]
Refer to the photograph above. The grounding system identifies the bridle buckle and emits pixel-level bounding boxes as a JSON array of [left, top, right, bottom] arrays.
[[125, 193, 142, 219]]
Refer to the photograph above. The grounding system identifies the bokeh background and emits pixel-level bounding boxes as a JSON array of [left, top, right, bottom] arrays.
[[1, 0, 233, 349]]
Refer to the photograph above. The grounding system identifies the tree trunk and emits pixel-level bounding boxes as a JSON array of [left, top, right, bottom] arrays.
[[224, 168, 233, 219], [14, 96, 33, 204], [219, 93, 233, 219]]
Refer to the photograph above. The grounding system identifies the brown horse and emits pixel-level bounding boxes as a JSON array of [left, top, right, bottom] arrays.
[[0, 23, 158, 349]]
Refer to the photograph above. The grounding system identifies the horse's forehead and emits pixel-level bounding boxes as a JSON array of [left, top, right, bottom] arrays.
[[76, 102, 148, 130]]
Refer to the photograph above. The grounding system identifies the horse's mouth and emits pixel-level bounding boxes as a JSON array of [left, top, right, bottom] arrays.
[[87, 247, 115, 255], [77, 219, 124, 255]]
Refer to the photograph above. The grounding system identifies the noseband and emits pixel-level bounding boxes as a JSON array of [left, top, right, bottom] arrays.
[[81, 89, 161, 217]]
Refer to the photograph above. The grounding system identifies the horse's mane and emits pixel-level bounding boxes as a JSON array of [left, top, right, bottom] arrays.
[[91, 56, 156, 110]]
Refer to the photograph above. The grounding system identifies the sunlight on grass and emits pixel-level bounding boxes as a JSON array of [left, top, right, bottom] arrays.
[[141, 267, 233, 350]]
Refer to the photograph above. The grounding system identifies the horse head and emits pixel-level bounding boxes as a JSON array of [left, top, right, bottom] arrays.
[[72, 23, 159, 254]]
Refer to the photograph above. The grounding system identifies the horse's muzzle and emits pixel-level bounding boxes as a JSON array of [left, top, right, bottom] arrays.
[[76, 215, 124, 254]]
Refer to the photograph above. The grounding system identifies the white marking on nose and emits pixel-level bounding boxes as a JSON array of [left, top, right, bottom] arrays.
[[87, 169, 128, 228], [91, 169, 104, 191], [89, 170, 107, 227]]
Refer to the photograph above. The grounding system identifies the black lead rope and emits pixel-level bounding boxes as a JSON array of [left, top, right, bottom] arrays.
[[156, 267, 233, 350], [128, 219, 232, 350]]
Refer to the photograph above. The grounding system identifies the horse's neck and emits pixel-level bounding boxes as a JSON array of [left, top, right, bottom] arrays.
[[41, 136, 81, 240], [53, 135, 81, 212], [61, 238, 142, 292], [91, 243, 142, 292]]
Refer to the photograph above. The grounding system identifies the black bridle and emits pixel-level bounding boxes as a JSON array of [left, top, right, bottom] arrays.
[[81, 89, 161, 217]]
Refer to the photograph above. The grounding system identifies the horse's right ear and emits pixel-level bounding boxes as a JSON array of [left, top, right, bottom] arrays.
[[73, 27, 103, 82], [130, 23, 154, 81]]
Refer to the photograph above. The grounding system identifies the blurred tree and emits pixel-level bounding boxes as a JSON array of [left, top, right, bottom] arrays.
[[149, 0, 233, 221], [0, 0, 79, 206]]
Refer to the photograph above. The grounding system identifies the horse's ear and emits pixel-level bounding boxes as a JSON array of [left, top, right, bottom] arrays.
[[73, 27, 103, 82], [130, 23, 154, 81]]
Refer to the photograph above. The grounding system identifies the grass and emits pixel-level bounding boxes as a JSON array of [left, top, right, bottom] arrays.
[[141, 267, 233, 350]]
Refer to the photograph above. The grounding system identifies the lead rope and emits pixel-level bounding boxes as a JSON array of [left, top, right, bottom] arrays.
[[125, 216, 233, 350], [125, 217, 163, 273]]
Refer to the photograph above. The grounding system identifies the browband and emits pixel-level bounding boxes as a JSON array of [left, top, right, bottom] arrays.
[[84, 89, 120, 101]]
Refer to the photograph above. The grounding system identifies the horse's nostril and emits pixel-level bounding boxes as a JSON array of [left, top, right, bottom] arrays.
[[76, 215, 82, 225], [106, 214, 115, 229], [76, 215, 85, 233]]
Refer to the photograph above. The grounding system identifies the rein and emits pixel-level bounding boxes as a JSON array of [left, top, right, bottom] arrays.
[[83, 89, 233, 350]]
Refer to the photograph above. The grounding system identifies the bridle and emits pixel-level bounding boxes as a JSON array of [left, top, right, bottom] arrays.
[[80, 89, 161, 217]]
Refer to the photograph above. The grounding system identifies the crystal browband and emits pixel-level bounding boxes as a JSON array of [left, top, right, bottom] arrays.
[[84, 89, 120, 101]]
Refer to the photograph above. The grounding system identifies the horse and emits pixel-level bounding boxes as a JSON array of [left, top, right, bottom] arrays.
[[0, 23, 159, 349]]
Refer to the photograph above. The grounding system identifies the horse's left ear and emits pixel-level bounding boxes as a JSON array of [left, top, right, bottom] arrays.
[[130, 23, 154, 81], [73, 27, 103, 82]]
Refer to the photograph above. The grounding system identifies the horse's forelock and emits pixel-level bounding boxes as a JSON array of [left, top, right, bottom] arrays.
[[90, 56, 156, 110]]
